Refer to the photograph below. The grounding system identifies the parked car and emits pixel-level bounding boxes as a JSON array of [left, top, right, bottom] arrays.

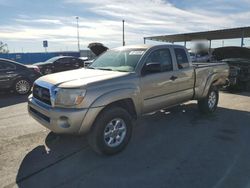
[[222, 58, 250, 90], [0, 58, 41, 95], [79, 57, 92, 67], [34, 56, 85, 75], [28, 45, 229, 155], [213, 47, 250, 91], [88, 42, 108, 56], [81, 42, 109, 67], [190, 52, 213, 62]]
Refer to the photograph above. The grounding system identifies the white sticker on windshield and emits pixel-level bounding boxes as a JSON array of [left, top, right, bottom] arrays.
[[129, 51, 145, 55]]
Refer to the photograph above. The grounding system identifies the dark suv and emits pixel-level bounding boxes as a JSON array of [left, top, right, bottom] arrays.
[[34, 56, 85, 75], [0, 58, 42, 95]]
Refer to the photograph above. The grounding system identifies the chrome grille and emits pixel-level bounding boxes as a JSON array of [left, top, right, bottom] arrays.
[[33, 84, 51, 105]]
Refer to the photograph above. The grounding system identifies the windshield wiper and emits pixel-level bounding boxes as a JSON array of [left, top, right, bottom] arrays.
[[95, 68, 113, 71], [116, 70, 130, 72]]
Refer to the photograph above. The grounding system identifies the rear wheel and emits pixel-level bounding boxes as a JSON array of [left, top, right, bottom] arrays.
[[14, 78, 31, 95], [198, 86, 219, 114], [88, 107, 133, 155]]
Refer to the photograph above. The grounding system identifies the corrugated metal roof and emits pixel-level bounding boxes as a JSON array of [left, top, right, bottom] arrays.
[[145, 26, 250, 43]]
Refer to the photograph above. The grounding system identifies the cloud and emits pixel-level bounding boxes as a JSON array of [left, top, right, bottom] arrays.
[[15, 18, 63, 25]]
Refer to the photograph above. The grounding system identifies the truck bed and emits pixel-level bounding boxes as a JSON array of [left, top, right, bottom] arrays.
[[192, 62, 229, 99], [192, 62, 226, 67]]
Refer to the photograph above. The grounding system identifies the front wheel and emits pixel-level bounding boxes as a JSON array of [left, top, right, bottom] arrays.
[[198, 86, 219, 114], [87, 107, 133, 155]]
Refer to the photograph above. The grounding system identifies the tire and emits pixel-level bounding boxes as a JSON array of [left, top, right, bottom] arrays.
[[198, 86, 219, 114], [87, 107, 133, 155], [14, 78, 31, 95]]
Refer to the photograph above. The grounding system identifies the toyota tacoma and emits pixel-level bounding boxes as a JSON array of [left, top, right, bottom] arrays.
[[28, 45, 229, 155]]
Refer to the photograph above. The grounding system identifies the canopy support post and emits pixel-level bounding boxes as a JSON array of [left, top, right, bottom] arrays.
[[241, 31, 245, 47], [209, 40, 212, 53]]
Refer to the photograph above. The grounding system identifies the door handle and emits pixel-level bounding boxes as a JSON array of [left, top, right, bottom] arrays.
[[170, 75, 178, 81], [6, 71, 15, 74]]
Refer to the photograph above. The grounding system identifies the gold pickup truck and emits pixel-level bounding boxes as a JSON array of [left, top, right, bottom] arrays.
[[28, 45, 229, 155]]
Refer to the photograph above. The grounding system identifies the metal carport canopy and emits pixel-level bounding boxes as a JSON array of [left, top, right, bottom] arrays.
[[144, 26, 250, 43]]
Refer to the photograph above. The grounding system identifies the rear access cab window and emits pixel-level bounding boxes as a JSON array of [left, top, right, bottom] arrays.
[[174, 48, 189, 69]]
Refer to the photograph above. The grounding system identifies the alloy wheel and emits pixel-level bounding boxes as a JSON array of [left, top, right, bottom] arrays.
[[103, 118, 127, 147]]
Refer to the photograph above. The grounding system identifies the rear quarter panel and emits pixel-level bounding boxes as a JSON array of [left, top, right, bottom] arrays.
[[194, 63, 229, 99]]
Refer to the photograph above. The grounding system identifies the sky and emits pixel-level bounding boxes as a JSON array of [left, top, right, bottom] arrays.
[[0, 0, 250, 53]]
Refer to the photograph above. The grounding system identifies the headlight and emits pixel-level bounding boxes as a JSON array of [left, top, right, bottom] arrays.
[[55, 88, 86, 107]]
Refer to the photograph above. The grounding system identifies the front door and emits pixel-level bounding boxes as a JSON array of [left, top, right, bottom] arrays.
[[140, 48, 178, 113]]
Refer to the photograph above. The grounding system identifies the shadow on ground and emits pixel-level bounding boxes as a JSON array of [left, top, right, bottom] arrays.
[[15, 103, 250, 188], [0, 91, 29, 108]]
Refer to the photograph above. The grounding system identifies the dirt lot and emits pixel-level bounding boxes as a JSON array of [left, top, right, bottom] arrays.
[[0, 92, 250, 188]]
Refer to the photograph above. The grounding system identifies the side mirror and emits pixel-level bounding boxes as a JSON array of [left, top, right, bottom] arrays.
[[144, 62, 161, 74]]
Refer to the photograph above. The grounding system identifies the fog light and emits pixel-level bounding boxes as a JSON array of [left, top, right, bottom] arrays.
[[58, 116, 70, 128]]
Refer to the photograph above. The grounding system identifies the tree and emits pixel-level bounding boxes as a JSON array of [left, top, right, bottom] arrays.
[[0, 41, 9, 53]]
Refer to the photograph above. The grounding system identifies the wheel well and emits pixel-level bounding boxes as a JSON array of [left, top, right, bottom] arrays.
[[201, 79, 218, 98], [211, 79, 220, 90], [212, 79, 217, 85], [102, 99, 137, 120]]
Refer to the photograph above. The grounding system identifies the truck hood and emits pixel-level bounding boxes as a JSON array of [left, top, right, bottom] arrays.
[[213, 46, 250, 60], [37, 68, 129, 88], [222, 58, 250, 65]]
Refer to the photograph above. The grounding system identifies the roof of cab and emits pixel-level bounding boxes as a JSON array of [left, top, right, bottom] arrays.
[[113, 44, 185, 51]]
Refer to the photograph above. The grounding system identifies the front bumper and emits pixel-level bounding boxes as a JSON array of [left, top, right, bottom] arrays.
[[28, 95, 88, 134]]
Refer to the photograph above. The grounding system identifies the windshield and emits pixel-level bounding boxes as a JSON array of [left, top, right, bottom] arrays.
[[89, 48, 145, 72], [39, 57, 61, 64]]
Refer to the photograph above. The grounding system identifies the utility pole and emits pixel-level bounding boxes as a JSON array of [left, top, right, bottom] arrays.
[[122, 20, 125, 46], [76, 16, 80, 51]]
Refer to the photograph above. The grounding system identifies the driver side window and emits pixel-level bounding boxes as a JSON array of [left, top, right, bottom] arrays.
[[145, 49, 173, 72]]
